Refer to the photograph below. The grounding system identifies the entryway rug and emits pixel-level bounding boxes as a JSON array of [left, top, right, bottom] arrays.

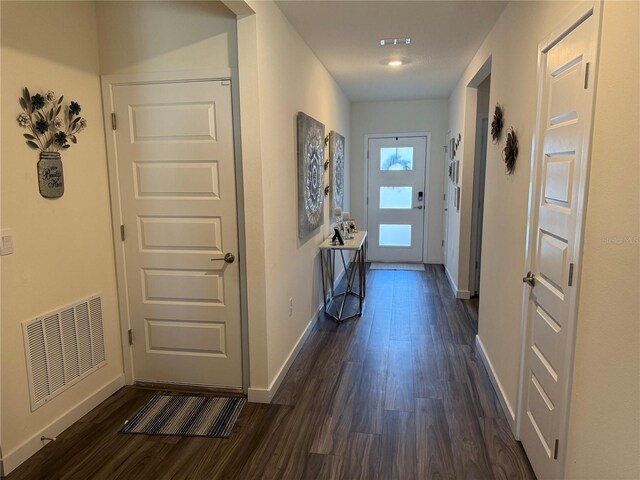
[[119, 394, 246, 438], [370, 263, 425, 271]]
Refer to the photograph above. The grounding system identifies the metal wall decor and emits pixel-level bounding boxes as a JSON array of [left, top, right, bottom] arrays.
[[503, 127, 518, 175], [328, 131, 345, 212], [297, 112, 325, 238], [451, 133, 462, 158], [491, 103, 504, 144], [17, 87, 87, 198]]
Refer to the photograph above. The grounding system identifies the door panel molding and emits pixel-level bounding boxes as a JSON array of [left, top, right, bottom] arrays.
[[101, 70, 248, 390], [517, 3, 602, 479]]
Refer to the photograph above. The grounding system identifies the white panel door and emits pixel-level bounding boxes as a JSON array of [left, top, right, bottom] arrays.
[[519, 6, 599, 479], [112, 80, 242, 388], [367, 136, 427, 262]]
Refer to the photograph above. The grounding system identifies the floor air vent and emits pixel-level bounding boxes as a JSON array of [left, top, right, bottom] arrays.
[[23, 294, 106, 411]]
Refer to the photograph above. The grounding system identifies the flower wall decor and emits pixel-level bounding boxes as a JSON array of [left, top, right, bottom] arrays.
[[503, 127, 519, 175], [17, 87, 87, 198], [491, 103, 504, 144]]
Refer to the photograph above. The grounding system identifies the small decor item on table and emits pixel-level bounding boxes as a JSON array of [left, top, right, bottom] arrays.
[[491, 103, 504, 144], [341, 211, 353, 239], [17, 88, 87, 198], [331, 227, 344, 246], [503, 127, 518, 175], [333, 207, 342, 224], [348, 219, 358, 233]]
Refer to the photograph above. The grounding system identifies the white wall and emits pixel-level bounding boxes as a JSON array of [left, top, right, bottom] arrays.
[[245, 1, 351, 388], [446, 0, 580, 422], [447, 1, 639, 477], [564, 2, 639, 477], [96, 1, 237, 75], [350, 99, 448, 263], [1, 1, 124, 473]]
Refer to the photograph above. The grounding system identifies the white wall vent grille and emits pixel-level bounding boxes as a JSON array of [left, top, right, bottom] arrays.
[[23, 294, 106, 411]]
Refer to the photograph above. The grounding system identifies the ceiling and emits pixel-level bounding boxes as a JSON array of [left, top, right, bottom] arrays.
[[276, 1, 507, 102]]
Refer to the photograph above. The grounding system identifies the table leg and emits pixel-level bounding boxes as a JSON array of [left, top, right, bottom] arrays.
[[337, 250, 350, 321], [320, 250, 327, 314]]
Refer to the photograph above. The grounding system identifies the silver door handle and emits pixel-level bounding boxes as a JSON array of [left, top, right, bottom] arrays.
[[211, 252, 235, 264], [413, 205, 423, 209], [523, 271, 536, 286]]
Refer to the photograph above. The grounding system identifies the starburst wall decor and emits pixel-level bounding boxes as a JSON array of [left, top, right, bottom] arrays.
[[17, 87, 87, 198]]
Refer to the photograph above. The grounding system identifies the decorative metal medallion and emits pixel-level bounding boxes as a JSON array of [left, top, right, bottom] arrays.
[[503, 127, 518, 175], [297, 112, 325, 239], [329, 131, 345, 211], [491, 103, 504, 144]]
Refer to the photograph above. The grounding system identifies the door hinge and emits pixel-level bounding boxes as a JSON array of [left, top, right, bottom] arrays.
[[442, 240, 445, 246], [367, 151, 370, 160], [584, 63, 590, 89], [128, 329, 133, 346], [111, 113, 117, 130], [568, 263, 574, 286], [443, 194, 446, 201], [554, 439, 559, 460], [120, 225, 125, 241]]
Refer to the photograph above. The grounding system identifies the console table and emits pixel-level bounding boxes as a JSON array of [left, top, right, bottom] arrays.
[[319, 230, 367, 323]]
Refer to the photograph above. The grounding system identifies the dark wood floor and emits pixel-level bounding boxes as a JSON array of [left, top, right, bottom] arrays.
[[8, 265, 535, 480]]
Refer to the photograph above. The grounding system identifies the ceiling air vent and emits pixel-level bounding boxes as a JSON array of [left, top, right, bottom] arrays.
[[23, 294, 106, 411]]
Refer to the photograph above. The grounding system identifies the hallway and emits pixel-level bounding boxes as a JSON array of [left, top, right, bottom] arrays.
[[7, 266, 534, 479]]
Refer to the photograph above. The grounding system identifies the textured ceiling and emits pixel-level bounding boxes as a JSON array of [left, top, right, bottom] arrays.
[[276, 1, 507, 101]]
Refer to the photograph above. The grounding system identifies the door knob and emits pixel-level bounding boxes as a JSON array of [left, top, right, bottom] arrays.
[[211, 253, 235, 264], [523, 271, 536, 286], [414, 205, 423, 209]]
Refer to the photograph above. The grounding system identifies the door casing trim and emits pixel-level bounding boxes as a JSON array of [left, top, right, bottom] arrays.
[[363, 132, 432, 263], [100, 69, 250, 393]]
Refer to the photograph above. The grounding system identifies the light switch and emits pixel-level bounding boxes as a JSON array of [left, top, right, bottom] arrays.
[[0, 229, 14, 256]]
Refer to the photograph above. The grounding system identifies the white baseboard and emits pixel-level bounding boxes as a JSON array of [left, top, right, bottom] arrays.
[[444, 266, 471, 299], [248, 267, 346, 404], [475, 335, 516, 432], [247, 303, 321, 403], [1, 374, 125, 475]]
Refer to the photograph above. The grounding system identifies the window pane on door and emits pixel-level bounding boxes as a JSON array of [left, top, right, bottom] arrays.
[[380, 186, 412, 209], [380, 147, 414, 171], [379, 224, 412, 247]]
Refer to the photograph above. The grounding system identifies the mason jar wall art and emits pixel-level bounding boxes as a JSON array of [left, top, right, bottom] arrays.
[[17, 88, 87, 198]]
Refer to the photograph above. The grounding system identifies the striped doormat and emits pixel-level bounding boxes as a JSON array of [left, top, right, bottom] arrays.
[[119, 394, 246, 438]]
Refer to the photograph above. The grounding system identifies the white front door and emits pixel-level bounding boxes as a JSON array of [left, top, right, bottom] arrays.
[[367, 136, 427, 262], [111, 79, 242, 388], [519, 5, 600, 479]]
